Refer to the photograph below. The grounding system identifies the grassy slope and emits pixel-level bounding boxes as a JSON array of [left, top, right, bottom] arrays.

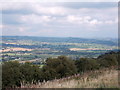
[[21, 68, 119, 88]]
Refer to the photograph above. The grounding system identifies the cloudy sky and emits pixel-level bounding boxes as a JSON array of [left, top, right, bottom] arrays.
[[0, 2, 118, 38]]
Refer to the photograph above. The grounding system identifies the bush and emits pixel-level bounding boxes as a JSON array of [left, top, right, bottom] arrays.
[[42, 56, 77, 80], [2, 61, 42, 88], [2, 61, 21, 88], [98, 51, 118, 67], [75, 58, 99, 72], [20, 62, 42, 84]]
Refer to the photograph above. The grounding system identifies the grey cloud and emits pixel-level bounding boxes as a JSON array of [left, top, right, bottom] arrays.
[[1, 2, 118, 38]]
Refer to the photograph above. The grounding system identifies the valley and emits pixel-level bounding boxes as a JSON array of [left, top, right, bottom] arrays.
[[1, 36, 118, 64]]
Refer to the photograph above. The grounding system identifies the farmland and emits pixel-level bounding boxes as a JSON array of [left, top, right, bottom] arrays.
[[1, 36, 118, 63], [2, 36, 119, 89]]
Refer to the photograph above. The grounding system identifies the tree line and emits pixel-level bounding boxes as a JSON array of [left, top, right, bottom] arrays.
[[2, 51, 119, 88]]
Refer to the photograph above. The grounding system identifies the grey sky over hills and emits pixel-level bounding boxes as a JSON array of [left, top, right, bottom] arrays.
[[1, 2, 118, 38]]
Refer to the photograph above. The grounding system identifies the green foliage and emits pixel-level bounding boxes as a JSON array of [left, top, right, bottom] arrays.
[[20, 62, 42, 84], [75, 51, 119, 73], [2, 51, 119, 88], [2, 61, 42, 88], [2, 61, 21, 88], [75, 58, 99, 72], [42, 56, 77, 80], [2, 56, 77, 88], [98, 51, 118, 67]]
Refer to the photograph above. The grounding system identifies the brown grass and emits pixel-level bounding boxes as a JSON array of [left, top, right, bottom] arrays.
[[69, 48, 112, 51], [1, 48, 32, 52], [20, 68, 119, 88]]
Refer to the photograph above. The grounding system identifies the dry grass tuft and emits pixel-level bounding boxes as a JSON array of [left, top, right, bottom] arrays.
[[21, 68, 119, 88]]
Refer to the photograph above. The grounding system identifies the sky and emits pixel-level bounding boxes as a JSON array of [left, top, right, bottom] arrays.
[[0, 1, 118, 38]]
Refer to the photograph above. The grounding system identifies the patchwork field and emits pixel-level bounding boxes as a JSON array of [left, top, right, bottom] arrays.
[[1, 36, 118, 63], [1, 48, 32, 52]]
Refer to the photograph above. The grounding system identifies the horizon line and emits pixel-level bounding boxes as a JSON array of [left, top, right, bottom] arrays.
[[1, 35, 118, 39]]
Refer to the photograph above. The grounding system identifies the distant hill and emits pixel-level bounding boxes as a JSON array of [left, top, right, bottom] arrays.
[[2, 36, 118, 46]]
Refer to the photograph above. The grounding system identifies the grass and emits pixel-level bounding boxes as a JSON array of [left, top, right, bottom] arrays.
[[20, 68, 119, 88]]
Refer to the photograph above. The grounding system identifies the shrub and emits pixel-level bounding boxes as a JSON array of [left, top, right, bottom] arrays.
[[2, 61, 21, 88], [20, 62, 42, 84], [2, 61, 42, 88], [98, 51, 118, 67], [42, 56, 77, 80], [75, 58, 99, 73]]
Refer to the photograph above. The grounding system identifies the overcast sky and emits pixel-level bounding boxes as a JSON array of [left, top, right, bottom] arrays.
[[0, 2, 118, 38]]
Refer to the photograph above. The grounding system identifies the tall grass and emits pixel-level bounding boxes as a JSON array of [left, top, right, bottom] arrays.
[[20, 68, 119, 88]]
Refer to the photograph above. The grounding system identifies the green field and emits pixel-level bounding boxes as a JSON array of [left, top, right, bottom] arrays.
[[1, 36, 118, 63]]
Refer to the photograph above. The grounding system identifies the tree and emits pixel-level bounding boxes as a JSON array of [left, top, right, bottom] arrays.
[[75, 58, 99, 73], [2, 61, 21, 88], [42, 56, 77, 80], [98, 51, 118, 67], [20, 62, 42, 84], [2, 61, 42, 88]]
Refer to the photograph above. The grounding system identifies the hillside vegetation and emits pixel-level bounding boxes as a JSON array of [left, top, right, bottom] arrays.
[[21, 68, 118, 88], [2, 51, 119, 88]]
